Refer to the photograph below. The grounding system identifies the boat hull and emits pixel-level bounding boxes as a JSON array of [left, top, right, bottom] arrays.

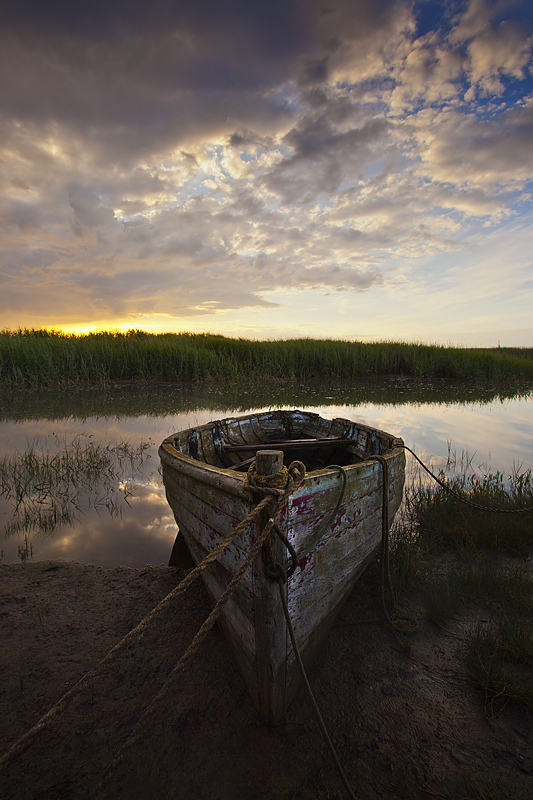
[[159, 410, 405, 723]]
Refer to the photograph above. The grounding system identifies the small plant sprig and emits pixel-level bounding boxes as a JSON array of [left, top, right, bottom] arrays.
[[0, 434, 151, 541], [469, 618, 533, 711]]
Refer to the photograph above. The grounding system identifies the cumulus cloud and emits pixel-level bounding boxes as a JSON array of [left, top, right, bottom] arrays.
[[449, 0, 533, 97], [390, 34, 465, 109], [465, 23, 532, 97], [414, 103, 533, 188]]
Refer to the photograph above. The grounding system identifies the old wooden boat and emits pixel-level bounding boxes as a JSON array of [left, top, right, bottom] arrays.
[[159, 409, 405, 723]]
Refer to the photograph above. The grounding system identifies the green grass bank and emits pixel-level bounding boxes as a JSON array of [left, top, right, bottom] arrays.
[[391, 464, 533, 714], [2, 329, 533, 386]]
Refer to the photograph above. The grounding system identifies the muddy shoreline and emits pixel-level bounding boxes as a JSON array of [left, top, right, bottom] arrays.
[[1, 560, 532, 799]]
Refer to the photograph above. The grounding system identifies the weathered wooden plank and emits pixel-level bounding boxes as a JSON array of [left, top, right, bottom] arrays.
[[163, 469, 253, 551], [165, 473, 244, 536], [287, 520, 382, 649], [181, 521, 255, 601], [171, 502, 256, 597], [161, 447, 247, 498], [164, 471, 246, 535], [286, 472, 378, 557], [286, 457, 404, 558], [289, 510, 383, 599], [289, 507, 382, 591], [283, 545, 378, 707], [184, 534, 257, 659]]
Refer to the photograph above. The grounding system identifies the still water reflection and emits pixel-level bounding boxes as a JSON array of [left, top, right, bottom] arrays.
[[1, 380, 532, 567]]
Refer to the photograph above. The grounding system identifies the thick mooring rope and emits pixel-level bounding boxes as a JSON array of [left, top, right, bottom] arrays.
[[255, 467, 358, 800], [274, 568, 357, 800], [397, 440, 533, 513], [0, 463, 305, 773], [91, 460, 307, 796]]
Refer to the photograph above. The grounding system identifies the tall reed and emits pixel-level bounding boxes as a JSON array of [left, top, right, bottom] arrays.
[[2, 329, 533, 386], [405, 467, 533, 557]]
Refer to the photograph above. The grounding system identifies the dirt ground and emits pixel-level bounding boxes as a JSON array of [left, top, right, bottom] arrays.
[[0, 559, 532, 800]]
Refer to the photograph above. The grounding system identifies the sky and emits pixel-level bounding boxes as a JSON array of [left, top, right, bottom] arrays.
[[1, 0, 533, 346]]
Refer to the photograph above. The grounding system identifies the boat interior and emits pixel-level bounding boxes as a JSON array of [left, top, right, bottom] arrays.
[[167, 410, 395, 474]]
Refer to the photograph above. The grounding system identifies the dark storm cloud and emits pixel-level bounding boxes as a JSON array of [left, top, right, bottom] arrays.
[[0, 0, 407, 162], [0, 0, 304, 48], [0, 0, 307, 159]]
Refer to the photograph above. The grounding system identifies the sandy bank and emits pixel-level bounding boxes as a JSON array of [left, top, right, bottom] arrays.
[[0, 560, 531, 799]]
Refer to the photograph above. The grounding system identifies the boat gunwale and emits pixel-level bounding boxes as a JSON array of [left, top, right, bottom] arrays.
[[159, 409, 404, 497]]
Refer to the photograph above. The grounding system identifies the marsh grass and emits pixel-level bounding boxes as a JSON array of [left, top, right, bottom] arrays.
[[459, 559, 533, 615], [17, 534, 33, 562], [469, 618, 533, 710], [391, 459, 533, 711], [2, 329, 533, 386], [0, 434, 150, 543], [424, 559, 533, 625], [405, 466, 533, 557], [389, 519, 424, 594]]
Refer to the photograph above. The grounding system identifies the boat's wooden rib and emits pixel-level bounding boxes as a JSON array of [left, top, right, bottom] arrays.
[[221, 437, 353, 452]]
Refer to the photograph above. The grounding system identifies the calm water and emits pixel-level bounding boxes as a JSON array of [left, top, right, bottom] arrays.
[[1, 380, 532, 567]]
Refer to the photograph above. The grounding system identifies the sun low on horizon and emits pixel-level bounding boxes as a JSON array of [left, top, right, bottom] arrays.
[[1, 0, 533, 347]]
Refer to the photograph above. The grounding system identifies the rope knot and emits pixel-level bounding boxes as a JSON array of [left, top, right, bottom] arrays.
[[244, 462, 289, 498], [266, 561, 287, 582], [244, 458, 306, 581], [244, 458, 306, 501]]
